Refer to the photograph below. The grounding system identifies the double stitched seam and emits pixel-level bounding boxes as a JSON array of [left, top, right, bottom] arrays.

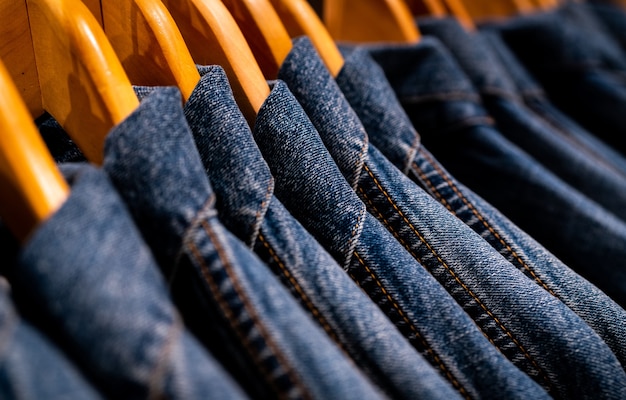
[[358, 185, 494, 350], [413, 166, 454, 213], [257, 233, 347, 356], [416, 149, 557, 297], [187, 220, 311, 400], [147, 316, 184, 400], [361, 163, 553, 390], [352, 251, 471, 400]]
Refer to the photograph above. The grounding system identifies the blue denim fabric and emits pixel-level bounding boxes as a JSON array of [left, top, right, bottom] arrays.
[[279, 36, 626, 399], [253, 76, 552, 399], [0, 280, 102, 399], [4, 162, 247, 399], [480, 29, 626, 179], [180, 65, 459, 400], [102, 86, 385, 400], [483, 3, 626, 156], [369, 36, 626, 309], [335, 41, 626, 375], [36, 114, 87, 164], [419, 17, 626, 224], [589, 2, 626, 53]]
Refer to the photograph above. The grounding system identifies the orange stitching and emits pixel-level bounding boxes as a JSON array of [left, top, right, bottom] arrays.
[[358, 187, 496, 348], [352, 251, 471, 400], [257, 234, 344, 349], [186, 240, 281, 396], [413, 164, 454, 212], [362, 163, 552, 389], [416, 150, 557, 297], [187, 221, 310, 400]]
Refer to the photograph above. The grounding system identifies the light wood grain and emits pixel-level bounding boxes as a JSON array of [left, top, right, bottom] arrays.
[[98, 0, 200, 101], [27, 0, 139, 163]]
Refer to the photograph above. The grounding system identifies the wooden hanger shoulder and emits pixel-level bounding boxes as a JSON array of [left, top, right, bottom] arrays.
[[220, 0, 292, 79], [162, 0, 269, 125], [269, 0, 344, 77], [99, 0, 200, 101], [0, 59, 69, 243], [27, 0, 139, 164], [324, 0, 421, 43]]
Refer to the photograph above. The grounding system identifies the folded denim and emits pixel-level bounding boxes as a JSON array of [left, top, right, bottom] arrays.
[[5, 162, 247, 399], [479, 29, 626, 179], [482, 3, 626, 156], [589, 1, 626, 54], [421, 17, 626, 226], [102, 86, 386, 400], [178, 65, 459, 400], [254, 72, 550, 399], [279, 36, 626, 399], [335, 39, 626, 376], [369, 34, 626, 309], [0, 280, 102, 399]]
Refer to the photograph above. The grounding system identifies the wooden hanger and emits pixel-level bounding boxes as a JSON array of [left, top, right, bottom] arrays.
[[269, 0, 344, 77], [441, 0, 476, 30], [220, 0, 293, 79], [0, 58, 69, 243], [406, 0, 448, 16], [532, 0, 560, 9], [324, 0, 421, 43], [94, 0, 201, 101], [460, 0, 535, 20], [407, 0, 475, 32], [161, 0, 269, 125], [23, 0, 140, 164]]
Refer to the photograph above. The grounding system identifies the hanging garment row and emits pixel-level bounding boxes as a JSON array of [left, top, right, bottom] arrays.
[[2, 0, 626, 398]]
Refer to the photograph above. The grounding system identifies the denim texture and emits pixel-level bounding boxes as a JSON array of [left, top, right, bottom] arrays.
[[420, 17, 626, 225], [483, 3, 626, 156], [180, 65, 459, 400], [102, 86, 385, 400], [589, 2, 626, 53], [369, 36, 626, 308], [280, 36, 626, 399], [480, 30, 626, 179], [0, 280, 102, 399], [254, 74, 552, 399], [335, 42, 626, 374], [4, 162, 247, 399]]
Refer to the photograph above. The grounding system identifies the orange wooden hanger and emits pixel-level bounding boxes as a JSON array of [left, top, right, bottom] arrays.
[[460, 0, 534, 20], [406, 0, 448, 16], [23, 0, 139, 164], [86, 0, 201, 101], [161, 0, 269, 125], [533, 0, 560, 9], [220, 0, 293, 79], [441, 0, 476, 30], [324, 0, 421, 43], [407, 0, 475, 31], [0, 58, 69, 243], [269, 0, 344, 77]]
